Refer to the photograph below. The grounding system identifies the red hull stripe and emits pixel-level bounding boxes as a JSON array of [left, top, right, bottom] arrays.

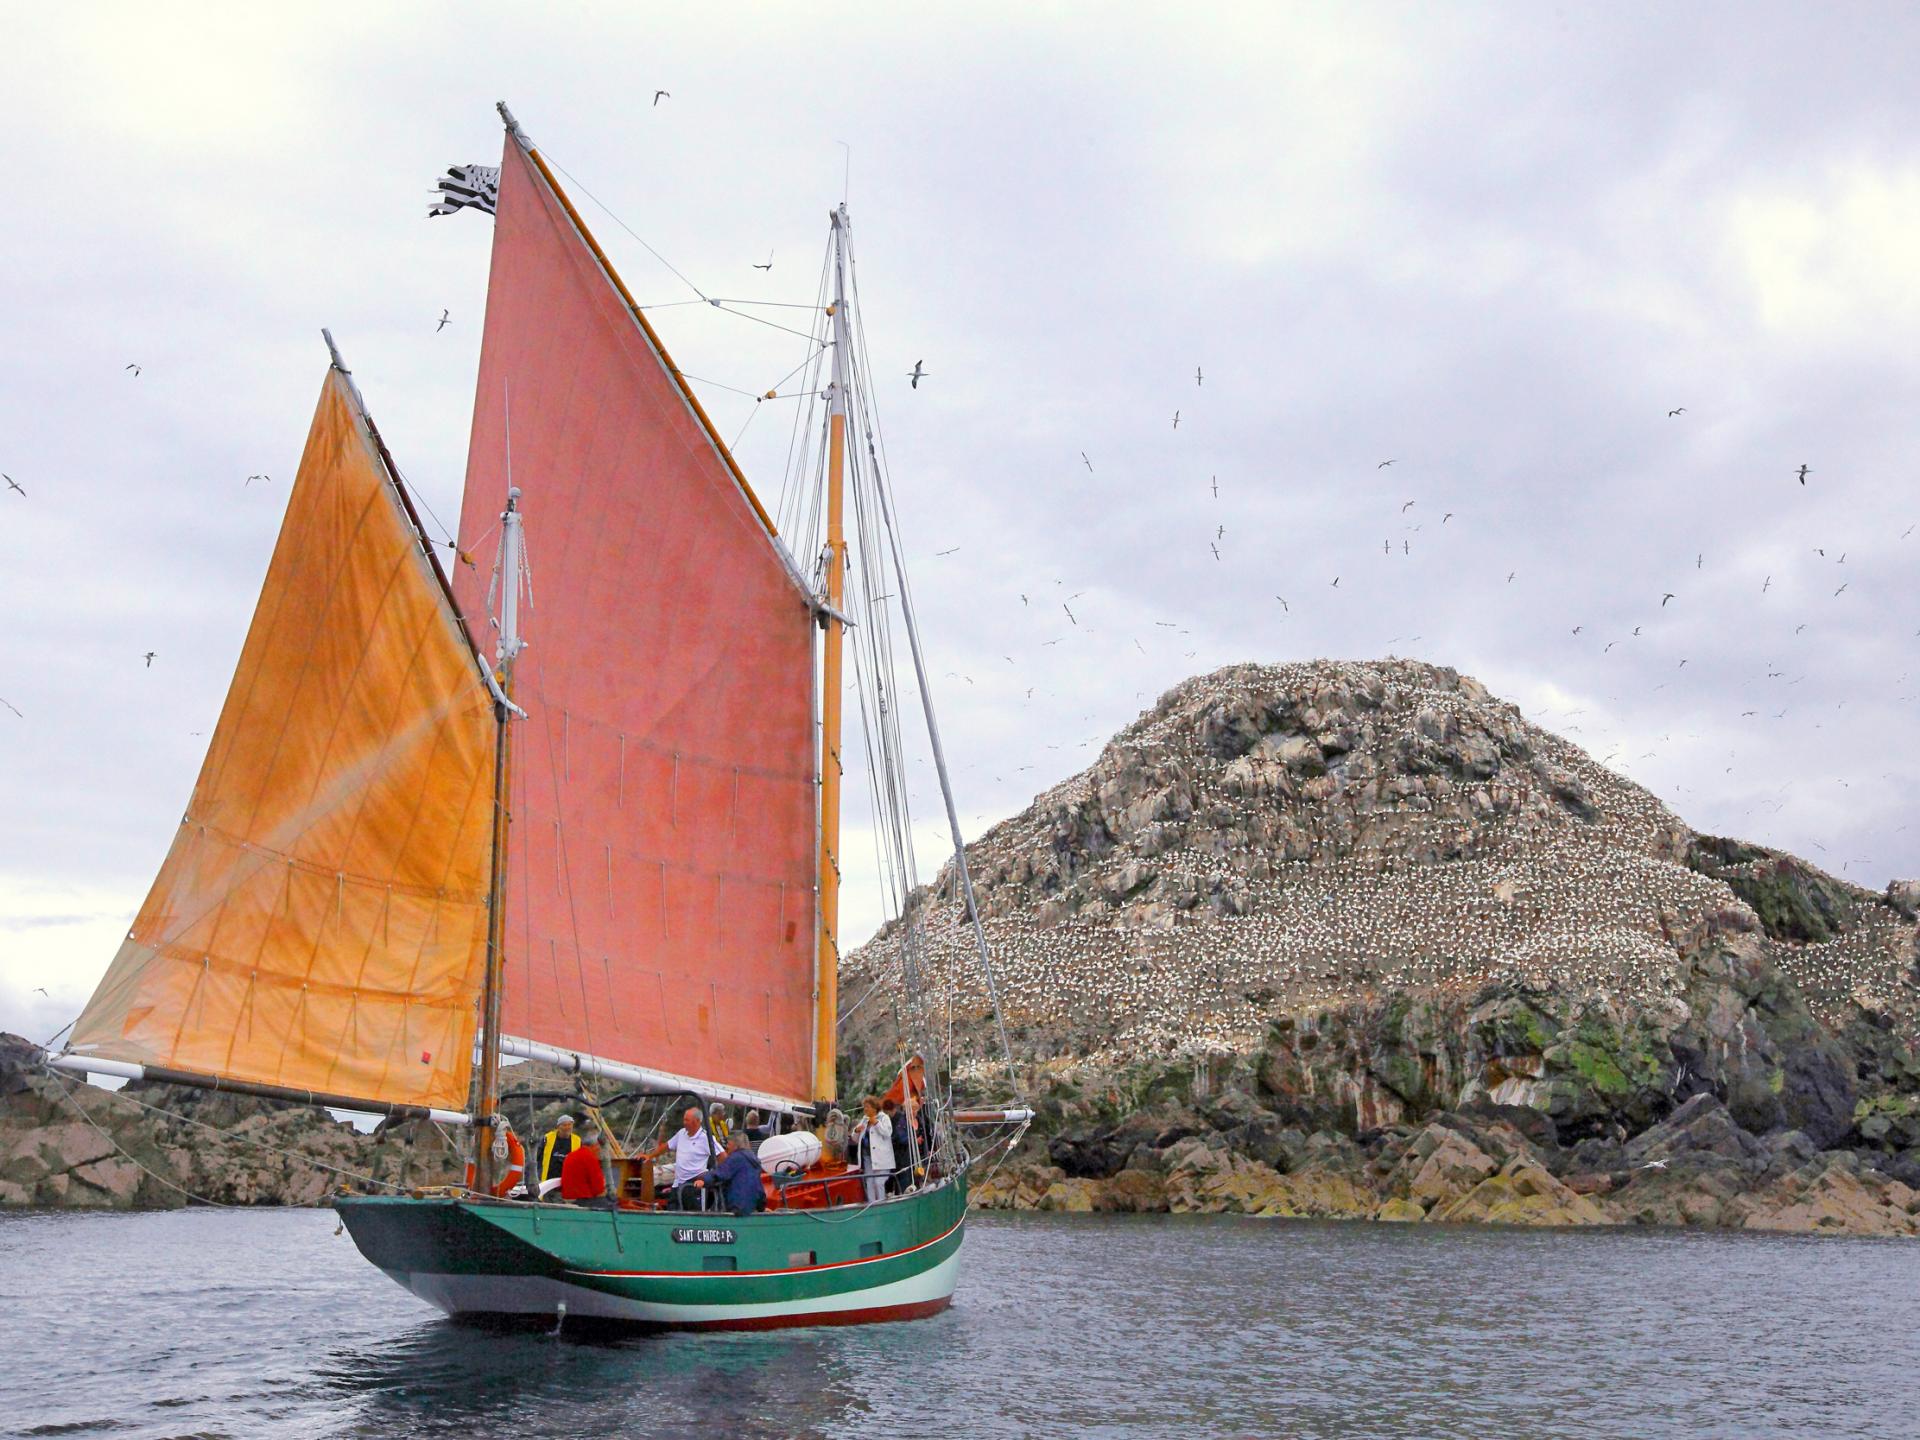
[[571, 1215, 964, 1280], [672, 1296, 952, 1332]]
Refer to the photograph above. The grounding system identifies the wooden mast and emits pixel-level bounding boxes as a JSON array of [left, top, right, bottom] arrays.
[[474, 482, 525, 1190], [814, 204, 852, 1108]]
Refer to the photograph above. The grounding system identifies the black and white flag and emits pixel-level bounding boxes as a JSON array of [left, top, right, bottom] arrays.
[[427, 163, 499, 218]]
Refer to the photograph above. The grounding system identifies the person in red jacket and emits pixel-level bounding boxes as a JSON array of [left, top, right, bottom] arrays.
[[559, 1129, 609, 1205]]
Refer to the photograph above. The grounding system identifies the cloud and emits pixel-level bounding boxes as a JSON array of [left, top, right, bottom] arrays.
[[2, 3, 1916, 1042]]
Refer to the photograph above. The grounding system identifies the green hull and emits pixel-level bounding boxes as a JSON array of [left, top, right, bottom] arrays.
[[338, 1175, 967, 1330]]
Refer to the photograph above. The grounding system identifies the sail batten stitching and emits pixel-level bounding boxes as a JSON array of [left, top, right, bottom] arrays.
[[177, 821, 488, 904]]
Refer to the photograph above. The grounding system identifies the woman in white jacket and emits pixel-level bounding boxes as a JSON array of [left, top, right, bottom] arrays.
[[852, 1096, 894, 1204]]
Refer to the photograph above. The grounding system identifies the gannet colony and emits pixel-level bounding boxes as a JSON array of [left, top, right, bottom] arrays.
[[843, 658, 1920, 1234]]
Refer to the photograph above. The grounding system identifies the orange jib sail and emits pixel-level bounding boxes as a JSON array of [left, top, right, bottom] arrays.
[[66, 368, 499, 1113], [452, 131, 818, 1103]]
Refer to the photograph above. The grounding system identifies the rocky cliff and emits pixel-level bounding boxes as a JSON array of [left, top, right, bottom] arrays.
[[0, 1033, 464, 1208], [0, 1032, 686, 1211], [842, 659, 1920, 1235]]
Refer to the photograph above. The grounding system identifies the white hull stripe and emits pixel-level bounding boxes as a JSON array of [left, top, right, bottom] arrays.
[[391, 1250, 961, 1325], [571, 1215, 964, 1279]]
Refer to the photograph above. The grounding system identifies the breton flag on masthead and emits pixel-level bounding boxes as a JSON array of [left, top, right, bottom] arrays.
[[427, 163, 499, 218]]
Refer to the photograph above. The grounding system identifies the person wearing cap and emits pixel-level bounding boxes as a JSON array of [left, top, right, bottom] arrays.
[[559, 1126, 610, 1205], [537, 1114, 581, 1198]]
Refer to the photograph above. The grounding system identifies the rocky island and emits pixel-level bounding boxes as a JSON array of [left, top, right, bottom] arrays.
[[842, 658, 1920, 1236], [7, 658, 1917, 1236]]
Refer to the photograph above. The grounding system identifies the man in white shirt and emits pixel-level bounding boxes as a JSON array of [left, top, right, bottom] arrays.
[[647, 1107, 718, 1210]]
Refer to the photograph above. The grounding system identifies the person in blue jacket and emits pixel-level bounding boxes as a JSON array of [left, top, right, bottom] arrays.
[[695, 1131, 765, 1215]]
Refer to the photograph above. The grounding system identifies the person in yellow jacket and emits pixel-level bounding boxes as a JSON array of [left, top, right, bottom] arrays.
[[537, 1114, 581, 1197]]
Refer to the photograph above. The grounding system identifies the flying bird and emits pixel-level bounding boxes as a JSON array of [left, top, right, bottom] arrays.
[[1661, 593, 1675, 606], [1216, 524, 1225, 540], [0, 696, 21, 718], [1604, 641, 1617, 652], [907, 360, 926, 389], [1275, 596, 1288, 612], [1019, 594, 1028, 606], [1834, 582, 1848, 597], [246, 473, 270, 486], [1796, 464, 1811, 484], [31, 986, 46, 995], [1506, 571, 1515, 583], [1172, 410, 1180, 430], [1400, 500, 1414, 512], [653, 90, 670, 106], [1442, 512, 1453, 524], [1211, 476, 1218, 498], [1330, 576, 1340, 588], [1081, 452, 1093, 472], [935, 545, 959, 556], [125, 363, 141, 377], [753, 251, 773, 271], [1762, 575, 1771, 593], [1377, 460, 1396, 468], [436, 309, 450, 332], [3, 475, 22, 496], [1572, 626, 1583, 635], [1062, 603, 1076, 625], [1667, 408, 1685, 417], [1210, 542, 1220, 561], [1195, 366, 1203, 387], [143, 651, 156, 667]]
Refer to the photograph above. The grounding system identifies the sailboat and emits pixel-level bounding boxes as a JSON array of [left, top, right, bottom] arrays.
[[50, 104, 1027, 1330]]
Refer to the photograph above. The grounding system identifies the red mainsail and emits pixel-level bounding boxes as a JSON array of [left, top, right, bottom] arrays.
[[452, 129, 819, 1103]]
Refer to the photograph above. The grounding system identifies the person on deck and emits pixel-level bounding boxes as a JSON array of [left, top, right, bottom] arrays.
[[881, 1098, 907, 1194], [646, 1107, 718, 1210], [694, 1131, 765, 1216], [559, 1128, 609, 1206], [852, 1096, 894, 1205], [707, 1102, 732, 1145], [899, 1093, 934, 1189], [743, 1108, 778, 1153], [537, 1115, 581, 1198]]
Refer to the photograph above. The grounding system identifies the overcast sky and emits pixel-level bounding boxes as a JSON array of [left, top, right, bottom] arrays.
[[3, 3, 1917, 1045]]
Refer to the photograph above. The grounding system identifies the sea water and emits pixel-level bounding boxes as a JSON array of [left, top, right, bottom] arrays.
[[3, 1208, 1916, 1438]]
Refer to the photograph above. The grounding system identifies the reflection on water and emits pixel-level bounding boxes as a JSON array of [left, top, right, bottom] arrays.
[[5, 1206, 1918, 1438], [314, 1318, 872, 1437]]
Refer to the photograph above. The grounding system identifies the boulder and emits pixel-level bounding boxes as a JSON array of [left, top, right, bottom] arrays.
[[1431, 1157, 1608, 1227]]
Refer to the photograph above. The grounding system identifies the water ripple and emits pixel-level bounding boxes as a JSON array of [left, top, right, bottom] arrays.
[[3, 1209, 1917, 1438]]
